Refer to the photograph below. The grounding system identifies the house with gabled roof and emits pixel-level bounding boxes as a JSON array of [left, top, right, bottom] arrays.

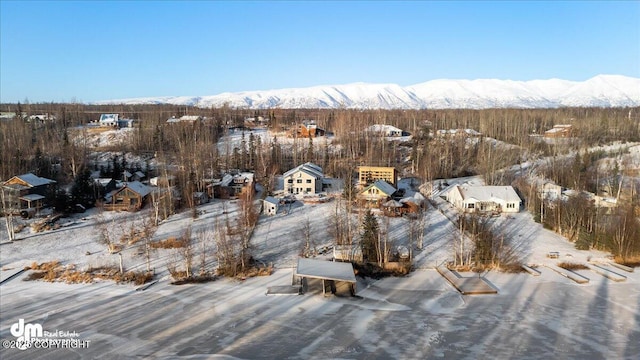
[[98, 114, 135, 128], [445, 185, 521, 213], [2, 173, 56, 212], [99, 114, 119, 127], [289, 120, 326, 138], [104, 181, 151, 211], [358, 180, 397, 207], [284, 162, 324, 195], [209, 172, 256, 199]]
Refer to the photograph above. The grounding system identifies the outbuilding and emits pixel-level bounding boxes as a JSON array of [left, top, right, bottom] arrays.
[[294, 258, 357, 297], [263, 196, 279, 216]]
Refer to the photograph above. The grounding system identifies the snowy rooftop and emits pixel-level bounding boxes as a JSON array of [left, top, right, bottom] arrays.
[[366, 124, 403, 133], [264, 196, 279, 205], [458, 185, 521, 203], [295, 258, 356, 283], [123, 181, 151, 197], [99, 114, 118, 122], [364, 180, 397, 197], [436, 128, 482, 136], [20, 193, 45, 201], [283, 162, 324, 179], [9, 173, 56, 187]]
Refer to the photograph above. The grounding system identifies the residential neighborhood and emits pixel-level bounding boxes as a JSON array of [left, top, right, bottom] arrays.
[[1, 104, 639, 360]]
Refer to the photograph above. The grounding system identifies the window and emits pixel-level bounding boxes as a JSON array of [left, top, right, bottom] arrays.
[[507, 203, 515, 209], [467, 203, 475, 209], [306, 179, 312, 183], [297, 179, 302, 183], [306, 188, 312, 193], [287, 179, 293, 184]]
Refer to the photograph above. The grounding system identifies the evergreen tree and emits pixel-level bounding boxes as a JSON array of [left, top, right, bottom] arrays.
[[70, 168, 95, 208], [360, 209, 379, 263], [248, 132, 256, 170], [240, 131, 247, 170], [306, 136, 314, 163]]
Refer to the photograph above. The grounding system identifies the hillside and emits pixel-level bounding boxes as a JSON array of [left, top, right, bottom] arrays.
[[94, 75, 640, 109]]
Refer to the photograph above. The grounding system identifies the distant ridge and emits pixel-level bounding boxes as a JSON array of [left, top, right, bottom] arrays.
[[95, 75, 640, 109]]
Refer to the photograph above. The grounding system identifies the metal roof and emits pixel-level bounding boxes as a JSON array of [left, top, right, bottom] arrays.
[[295, 258, 356, 283], [122, 181, 151, 197], [13, 173, 56, 187], [459, 185, 521, 203], [20, 194, 45, 201], [362, 180, 397, 197], [283, 162, 324, 179]]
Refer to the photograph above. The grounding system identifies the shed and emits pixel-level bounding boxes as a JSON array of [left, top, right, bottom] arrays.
[[263, 196, 279, 216], [382, 199, 404, 217], [294, 258, 357, 296]]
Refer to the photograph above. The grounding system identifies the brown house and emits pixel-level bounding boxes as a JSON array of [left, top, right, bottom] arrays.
[[2, 173, 56, 213], [208, 172, 255, 199], [544, 124, 574, 138], [289, 120, 326, 138], [104, 181, 151, 211]]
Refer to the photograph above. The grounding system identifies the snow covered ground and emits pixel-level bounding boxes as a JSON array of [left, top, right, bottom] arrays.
[[217, 128, 338, 157], [1, 174, 639, 358], [1, 268, 638, 359]]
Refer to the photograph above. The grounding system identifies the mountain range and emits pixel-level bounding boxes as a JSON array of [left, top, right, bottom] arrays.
[[96, 75, 640, 109]]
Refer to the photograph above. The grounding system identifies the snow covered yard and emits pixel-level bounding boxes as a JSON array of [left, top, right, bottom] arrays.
[[1, 267, 638, 359]]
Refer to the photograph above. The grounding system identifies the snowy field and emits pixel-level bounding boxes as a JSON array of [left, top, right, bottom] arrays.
[[1, 268, 638, 359]]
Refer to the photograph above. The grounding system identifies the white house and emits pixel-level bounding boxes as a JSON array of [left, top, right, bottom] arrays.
[[541, 182, 562, 200], [365, 124, 405, 137], [167, 115, 203, 123], [99, 114, 135, 128], [262, 196, 279, 216], [283, 162, 324, 195], [99, 114, 119, 127], [445, 185, 521, 213]]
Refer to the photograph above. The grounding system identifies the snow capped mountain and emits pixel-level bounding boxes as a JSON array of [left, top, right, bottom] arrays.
[[96, 75, 640, 109]]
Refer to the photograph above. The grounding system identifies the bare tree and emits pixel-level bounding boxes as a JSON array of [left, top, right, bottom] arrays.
[[1, 188, 16, 242], [197, 226, 214, 276], [181, 226, 194, 278], [298, 216, 314, 257], [408, 211, 427, 250], [138, 216, 157, 273], [95, 211, 117, 254]]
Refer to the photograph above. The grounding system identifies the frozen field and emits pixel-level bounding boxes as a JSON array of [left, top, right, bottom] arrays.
[[0, 267, 639, 359]]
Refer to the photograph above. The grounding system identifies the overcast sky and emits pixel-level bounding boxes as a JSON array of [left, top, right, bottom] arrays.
[[1, 1, 638, 103]]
